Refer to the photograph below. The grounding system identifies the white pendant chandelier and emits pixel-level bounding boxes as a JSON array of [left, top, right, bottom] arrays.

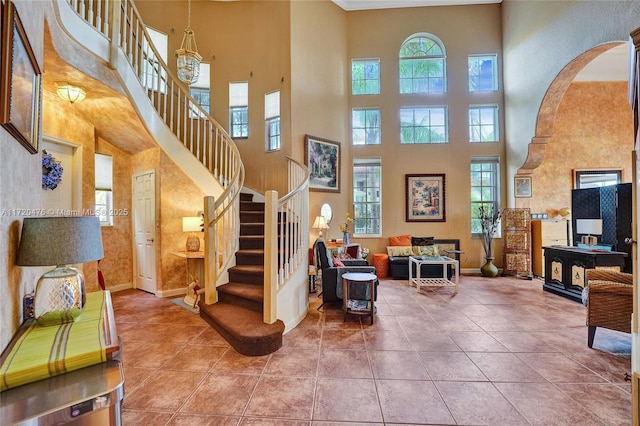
[[175, 0, 202, 85]]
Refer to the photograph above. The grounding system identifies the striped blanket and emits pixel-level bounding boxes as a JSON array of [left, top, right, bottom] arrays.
[[0, 291, 108, 391]]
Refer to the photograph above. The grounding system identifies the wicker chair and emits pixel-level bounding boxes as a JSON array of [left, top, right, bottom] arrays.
[[585, 269, 633, 348]]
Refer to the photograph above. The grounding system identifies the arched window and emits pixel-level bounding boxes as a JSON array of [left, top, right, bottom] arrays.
[[399, 33, 446, 94]]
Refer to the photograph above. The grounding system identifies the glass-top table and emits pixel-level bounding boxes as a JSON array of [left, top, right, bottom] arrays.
[[408, 255, 459, 293]]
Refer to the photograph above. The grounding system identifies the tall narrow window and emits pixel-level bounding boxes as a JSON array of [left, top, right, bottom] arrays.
[[468, 54, 498, 92], [189, 62, 210, 118], [399, 33, 446, 94], [353, 158, 382, 236], [265, 90, 280, 151], [229, 82, 248, 138], [143, 26, 168, 93], [469, 105, 499, 142], [352, 59, 380, 95], [95, 153, 113, 226], [352, 108, 381, 145], [400, 107, 448, 144], [470, 157, 500, 235]]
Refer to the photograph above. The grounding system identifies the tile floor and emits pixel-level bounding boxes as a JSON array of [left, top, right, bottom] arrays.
[[114, 275, 633, 425]]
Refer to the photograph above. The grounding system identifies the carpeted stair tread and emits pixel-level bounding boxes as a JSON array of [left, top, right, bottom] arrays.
[[198, 302, 284, 356], [229, 265, 263, 275], [235, 249, 264, 265], [218, 282, 264, 301]]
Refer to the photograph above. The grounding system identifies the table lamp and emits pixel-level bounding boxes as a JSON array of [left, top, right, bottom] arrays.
[[183, 216, 202, 251], [16, 216, 104, 326], [312, 215, 329, 238], [576, 218, 602, 246]]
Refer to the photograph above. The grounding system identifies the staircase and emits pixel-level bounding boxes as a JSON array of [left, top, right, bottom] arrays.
[[198, 193, 285, 356], [56, 0, 309, 356]]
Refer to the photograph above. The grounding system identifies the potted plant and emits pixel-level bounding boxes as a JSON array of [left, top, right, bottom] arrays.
[[478, 205, 502, 277]]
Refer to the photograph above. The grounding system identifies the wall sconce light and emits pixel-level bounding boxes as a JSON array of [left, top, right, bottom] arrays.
[[558, 207, 571, 219], [182, 216, 202, 251], [55, 82, 87, 104]]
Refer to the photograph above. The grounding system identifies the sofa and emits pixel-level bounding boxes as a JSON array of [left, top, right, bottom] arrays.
[[387, 236, 460, 280]]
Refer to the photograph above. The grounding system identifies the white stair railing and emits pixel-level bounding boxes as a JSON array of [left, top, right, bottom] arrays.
[[62, 0, 243, 301], [264, 157, 310, 323]]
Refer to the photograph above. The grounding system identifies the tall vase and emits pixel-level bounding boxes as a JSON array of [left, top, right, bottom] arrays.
[[343, 232, 350, 245], [480, 257, 499, 277]]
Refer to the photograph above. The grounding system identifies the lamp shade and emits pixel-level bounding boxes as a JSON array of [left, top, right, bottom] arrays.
[[576, 218, 602, 235], [182, 216, 202, 233], [312, 216, 329, 230], [17, 216, 104, 266]]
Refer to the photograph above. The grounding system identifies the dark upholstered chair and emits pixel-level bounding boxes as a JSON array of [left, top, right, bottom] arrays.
[[585, 269, 633, 348], [313, 238, 378, 305]]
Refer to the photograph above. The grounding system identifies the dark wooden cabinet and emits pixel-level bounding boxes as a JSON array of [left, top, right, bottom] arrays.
[[543, 246, 627, 303]]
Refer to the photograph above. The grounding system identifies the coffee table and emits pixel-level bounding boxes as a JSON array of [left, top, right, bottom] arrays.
[[409, 255, 459, 293]]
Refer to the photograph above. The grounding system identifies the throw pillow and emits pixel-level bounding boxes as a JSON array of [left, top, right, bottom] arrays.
[[389, 234, 411, 246], [386, 246, 413, 256], [411, 236, 434, 246], [413, 245, 439, 257], [333, 258, 345, 267]]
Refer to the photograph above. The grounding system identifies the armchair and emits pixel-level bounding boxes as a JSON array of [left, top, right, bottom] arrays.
[[313, 238, 378, 304], [585, 269, 633, 348]]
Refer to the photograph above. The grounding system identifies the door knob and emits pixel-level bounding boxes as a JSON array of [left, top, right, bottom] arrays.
[[147, 238, 155, 243], [624, 237, 636, 245]]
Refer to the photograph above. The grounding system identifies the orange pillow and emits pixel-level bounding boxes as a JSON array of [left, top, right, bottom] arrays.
[[389, 234, 411, 246]]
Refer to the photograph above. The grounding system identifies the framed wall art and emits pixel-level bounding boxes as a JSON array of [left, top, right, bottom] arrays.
[[0, 0, 42, 154], [514, 176, 532, 198], [305, 134, 340, 193], [405, 174, 446, 222]]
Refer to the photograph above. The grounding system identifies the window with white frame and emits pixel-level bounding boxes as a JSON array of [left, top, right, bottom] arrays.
[[468, 54, 498, 92], [265, 90, 280, 151], [353, 158, 381, 236], [189, 62, 210, 118], [399, 33, 446, 94], [352, 59, 380, 95], [95, 153, 113, 226], [143, 26, 168, 93], [352, 108, 381, 145], [470, 157, 500, 235], [229, 82, 248, 138], [469, 105, 499, 142], [400, 107, 448, 144]]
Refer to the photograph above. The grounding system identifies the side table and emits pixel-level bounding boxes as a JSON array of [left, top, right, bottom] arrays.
[[342, 272, 376, 324], [172, 250, 205, 308]]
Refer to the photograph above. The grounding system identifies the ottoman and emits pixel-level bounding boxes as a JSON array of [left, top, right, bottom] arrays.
[[372, 253, 389, 278]]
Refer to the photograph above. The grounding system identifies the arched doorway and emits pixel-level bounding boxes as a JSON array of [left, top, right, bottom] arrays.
[[514, 42, 633, 217]]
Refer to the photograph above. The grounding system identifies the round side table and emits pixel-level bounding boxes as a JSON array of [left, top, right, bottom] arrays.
[[341, 272, 376, 324]]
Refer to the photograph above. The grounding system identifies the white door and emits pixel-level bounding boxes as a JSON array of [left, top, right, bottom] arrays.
[[133, 171, 157, 294], [41, 140, 75, 214]]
